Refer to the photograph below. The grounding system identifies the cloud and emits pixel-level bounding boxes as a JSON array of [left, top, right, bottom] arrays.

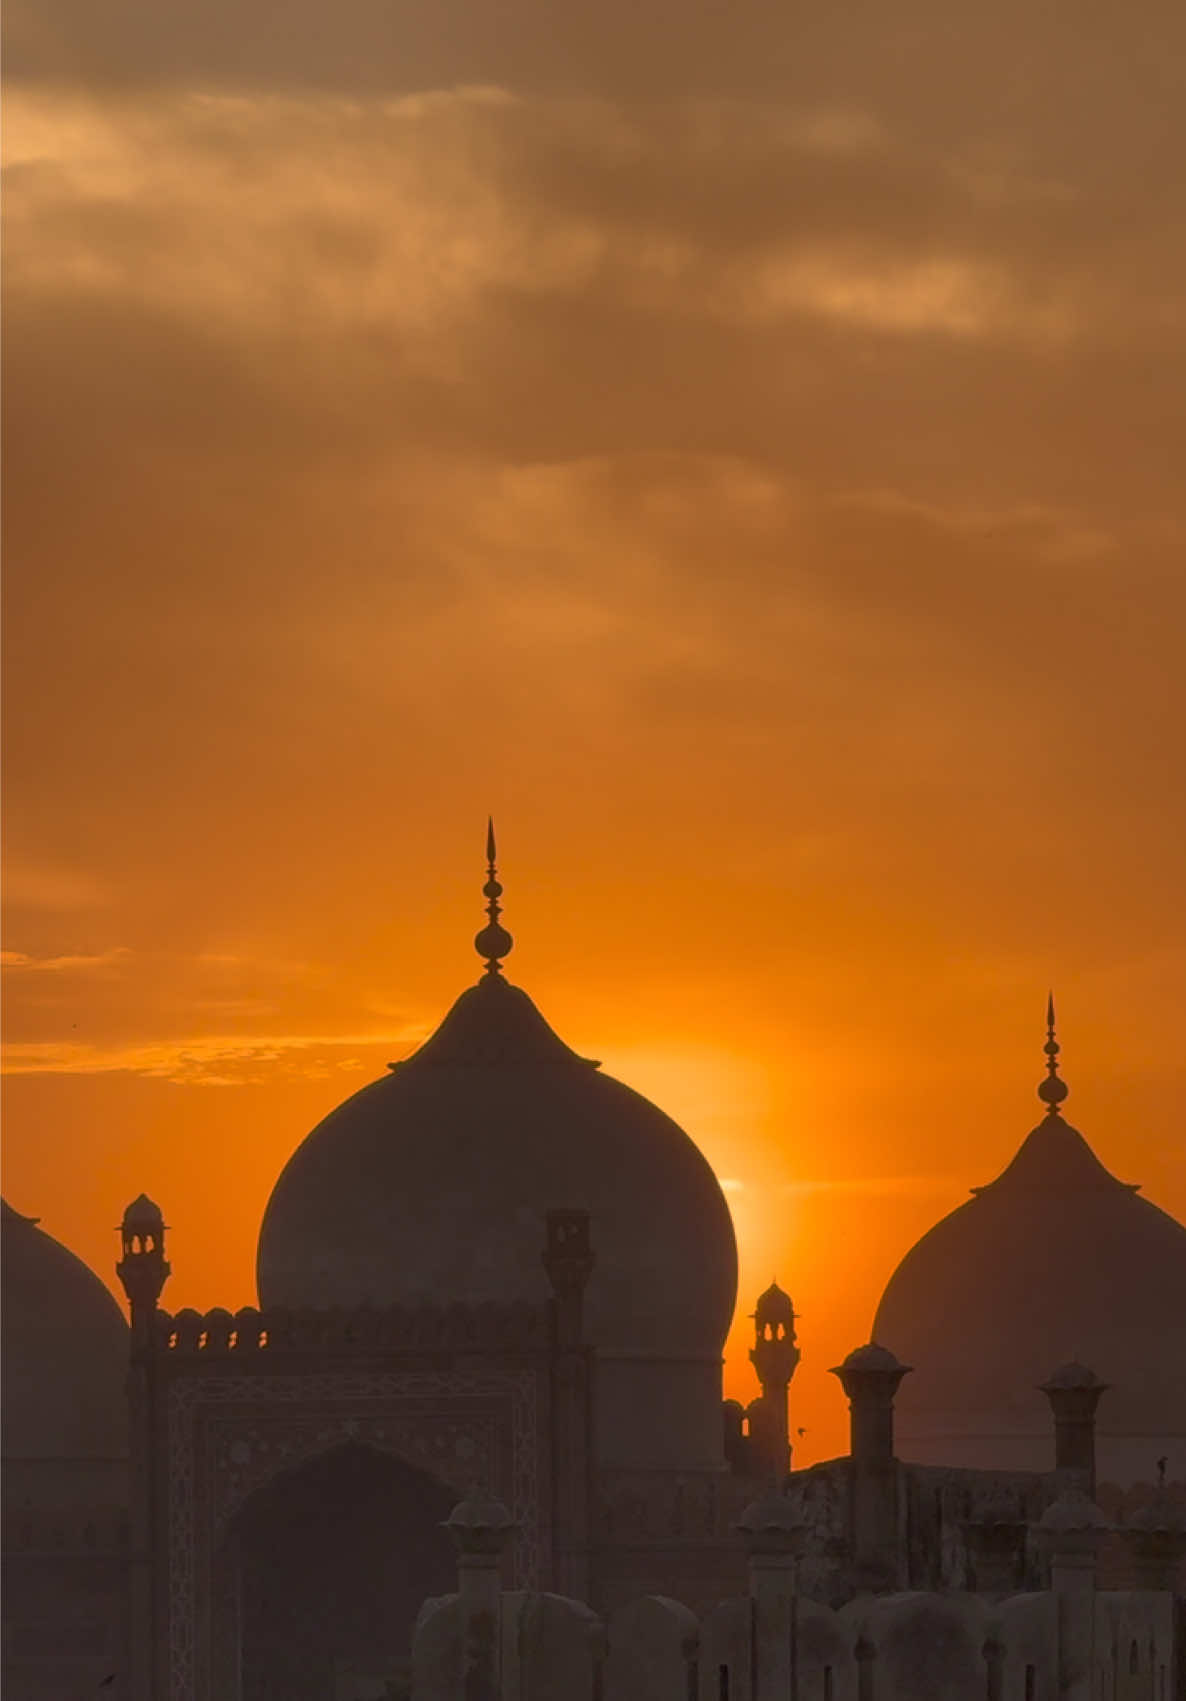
[[1, 947, 132, 973], [7, 0, 1185, 177], [2, 864, 113, 912], [0, 1030, 421, 1085], [834, 491, 1116, 565], [6, 85, 1177, 378], [0, 940, 435, 1085]]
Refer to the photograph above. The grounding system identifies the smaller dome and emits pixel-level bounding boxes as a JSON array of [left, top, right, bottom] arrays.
[[1039, 1489, 1110, 1534], [443, 1494, 517, 1556], [754, 1280, 795, 1323], [736, 1486, 805, 1549], [835, 1342, 910, 1375], [1127, 1495, 1186, 1534], [122, 1193, 165, 1235], [1041, 1361, 1108, 1393], [1, 1199, 129, 1461]]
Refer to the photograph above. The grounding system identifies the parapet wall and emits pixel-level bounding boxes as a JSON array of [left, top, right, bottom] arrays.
[[149, 1300, 549, 1356], [411, 1584, 1180, 1700], [411, 1482, 1184, 1701]]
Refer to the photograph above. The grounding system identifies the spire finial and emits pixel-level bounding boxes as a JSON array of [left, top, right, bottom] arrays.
[[1037, 990, 1069, 1115], [474, 816, 513, 978]]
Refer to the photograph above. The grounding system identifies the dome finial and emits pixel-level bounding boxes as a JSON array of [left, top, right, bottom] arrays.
[[474, 816, 514, 978], [1037, 990, 1069, 1115]]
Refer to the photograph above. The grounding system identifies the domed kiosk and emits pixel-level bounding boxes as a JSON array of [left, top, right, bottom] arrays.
[[872, 1001, 1186, 1485], [2, 1200, 130, 1697], [258, 826, 738, 1470]]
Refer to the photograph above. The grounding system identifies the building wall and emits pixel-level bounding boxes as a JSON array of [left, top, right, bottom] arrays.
[[895, 1410, 1186, 1489], [594, 1357, 728, 1470], [1, 1486, 129, 1701]]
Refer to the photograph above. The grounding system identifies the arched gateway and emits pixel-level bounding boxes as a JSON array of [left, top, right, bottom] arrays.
[[225, 1443, 454, 1701]]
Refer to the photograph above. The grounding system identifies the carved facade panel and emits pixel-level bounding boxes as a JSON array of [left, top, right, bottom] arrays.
[[163, 1366, 546, 1701]]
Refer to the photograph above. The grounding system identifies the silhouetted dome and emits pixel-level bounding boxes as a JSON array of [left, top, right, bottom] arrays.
[[1042, 1361, 1108, 1393], [123, 1192, 164, 1235], [872, 1106, 1186, 1473], [838, 1342, 909, 1374], [1, 1199, 129, 1461], [257, 973, 737, 1358], [1038, 1488, 1110, 1534], [754, 1280, 795, 1325]]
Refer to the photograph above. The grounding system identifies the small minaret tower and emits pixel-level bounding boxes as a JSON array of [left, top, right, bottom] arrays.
[[747, 1280, 801, 1478], [116, 1193, 170, 1341], [116, 1195, 170, 1701]]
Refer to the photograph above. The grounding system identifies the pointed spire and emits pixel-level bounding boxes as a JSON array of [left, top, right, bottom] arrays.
[[474, 816, 514, 978], [1037, 990, 1069, 1116]]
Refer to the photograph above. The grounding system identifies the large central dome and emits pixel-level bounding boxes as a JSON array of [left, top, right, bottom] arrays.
[[257, 841, 737, 1361]]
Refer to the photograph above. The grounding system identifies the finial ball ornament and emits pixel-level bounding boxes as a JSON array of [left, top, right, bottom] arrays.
[[1038, 994, 1070, 1114], [475, 921, 513, 963]]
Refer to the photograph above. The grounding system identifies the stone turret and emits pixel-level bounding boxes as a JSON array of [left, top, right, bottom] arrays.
[[442, 1494, 518, 1701], [1040, 1361, 1108, 1495], [1124, 1461, 1186, 1590], [736, 1486, 805, 1699], [1038, 1489, 1110, 1701], [116, 1194, 170, 1339], [747, 1280, 800, 1478], [831, 1343, 911, 1590], [832, 1342, 911, 1470]]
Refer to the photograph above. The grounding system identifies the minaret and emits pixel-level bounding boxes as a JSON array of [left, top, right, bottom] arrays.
[[116, 1193, 170, 1340], [116, 1195, 169, 1701], [747, 1280, 801, 1477]]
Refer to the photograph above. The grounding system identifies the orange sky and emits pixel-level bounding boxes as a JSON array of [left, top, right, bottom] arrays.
[[4, 0, 1185, 1463]]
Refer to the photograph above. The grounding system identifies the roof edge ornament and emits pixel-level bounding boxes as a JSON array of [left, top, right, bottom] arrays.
[[1037, 990, 1069, 1116], [474, 816, 514, 978]]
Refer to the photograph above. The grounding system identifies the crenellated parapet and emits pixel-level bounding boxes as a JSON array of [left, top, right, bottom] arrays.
[[149, 1298, 549, 1357], [412, 1486, 1183, 1701]]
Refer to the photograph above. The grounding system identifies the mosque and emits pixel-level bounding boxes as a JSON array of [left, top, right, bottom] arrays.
[[3, 831, 1185, 1700]]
